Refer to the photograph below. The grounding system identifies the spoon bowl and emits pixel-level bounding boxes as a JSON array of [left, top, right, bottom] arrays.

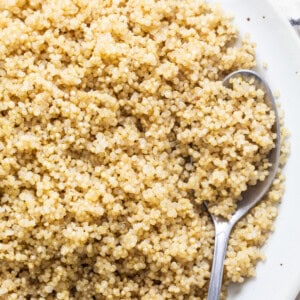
[[206, 70, 281, 300]]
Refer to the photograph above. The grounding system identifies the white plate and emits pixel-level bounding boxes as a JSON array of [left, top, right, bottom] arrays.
[[207, 0, 300, 299]]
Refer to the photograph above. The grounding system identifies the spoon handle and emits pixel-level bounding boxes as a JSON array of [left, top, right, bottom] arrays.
[[207, 222, 232, 300]]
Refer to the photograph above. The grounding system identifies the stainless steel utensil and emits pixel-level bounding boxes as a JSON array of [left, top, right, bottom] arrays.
[[206, 70, 281, 300]]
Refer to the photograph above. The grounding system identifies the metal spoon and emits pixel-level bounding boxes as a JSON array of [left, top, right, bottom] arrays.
[[206, 70, 281, 300]]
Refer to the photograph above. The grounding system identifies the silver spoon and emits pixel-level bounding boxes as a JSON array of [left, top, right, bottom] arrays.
[[206, 70, 281, 300]]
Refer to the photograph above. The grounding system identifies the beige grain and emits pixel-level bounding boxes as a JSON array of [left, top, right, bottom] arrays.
[[0, 0, 288, 299]]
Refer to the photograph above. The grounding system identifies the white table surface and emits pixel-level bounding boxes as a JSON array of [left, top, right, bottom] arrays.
[[268, 2, 300, 299], [270, 0, 300, 36], [269, 0, 300, 19]]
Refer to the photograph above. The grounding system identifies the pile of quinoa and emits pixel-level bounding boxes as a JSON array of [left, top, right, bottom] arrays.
[[0, 0, 289, 299]]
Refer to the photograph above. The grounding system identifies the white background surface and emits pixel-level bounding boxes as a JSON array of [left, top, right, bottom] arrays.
[[269, 0, 300, 19], [208, 0, 300, 299], [257, 3, 300, 300]]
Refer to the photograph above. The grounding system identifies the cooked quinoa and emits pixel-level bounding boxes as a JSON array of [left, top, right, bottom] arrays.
[[0, 0, 289, 299]]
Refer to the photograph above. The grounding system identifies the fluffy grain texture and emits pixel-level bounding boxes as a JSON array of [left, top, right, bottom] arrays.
[[0, 0, 288, 299]]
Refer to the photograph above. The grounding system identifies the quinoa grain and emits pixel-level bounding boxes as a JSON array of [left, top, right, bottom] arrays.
[[0, 0, 288, 299]]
